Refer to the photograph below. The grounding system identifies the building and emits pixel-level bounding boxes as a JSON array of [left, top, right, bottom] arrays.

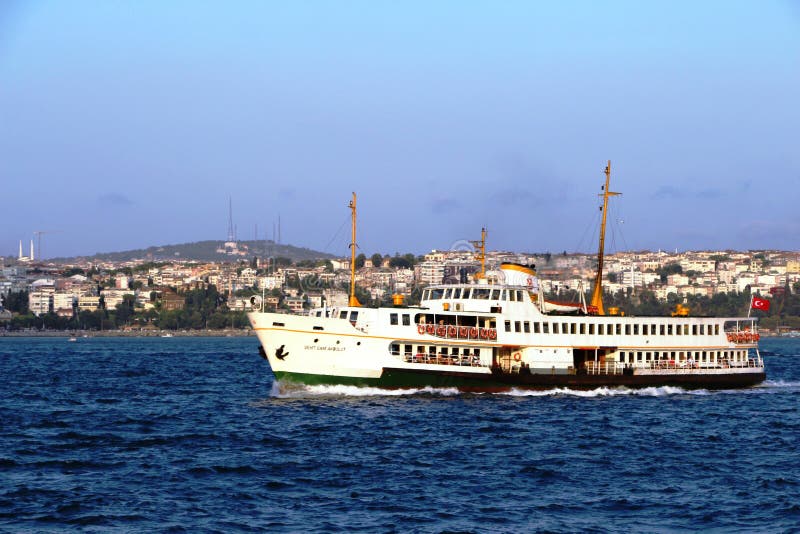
[[78, 295, 101, 312], [284, 296, 305, 313], [417, 261, 444, 285], [101, 289, 135, 310], [161, 292, 185, 311], [53, 291, 77, 316], [29, 289, 54, 316]]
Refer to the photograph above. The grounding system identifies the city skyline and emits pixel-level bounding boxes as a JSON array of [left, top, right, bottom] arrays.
[[1, 1, 798, 258]]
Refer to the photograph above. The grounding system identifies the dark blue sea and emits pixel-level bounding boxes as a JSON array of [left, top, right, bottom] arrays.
[[1, 336, 798, 532]]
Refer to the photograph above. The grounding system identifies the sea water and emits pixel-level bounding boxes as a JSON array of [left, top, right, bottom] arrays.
[[1, 336, 798, 532]]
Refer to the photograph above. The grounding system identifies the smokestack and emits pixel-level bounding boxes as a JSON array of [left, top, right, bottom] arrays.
[[19, 240, 22, 259], [30, 240, 34, 260]]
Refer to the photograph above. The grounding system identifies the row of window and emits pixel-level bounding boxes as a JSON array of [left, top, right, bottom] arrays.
[[423, 287, 528, 302], [503, 320, 721, 336], [618, 349, 748, 363], [389, 313, 412, 326], [390, 343, 482, 358]]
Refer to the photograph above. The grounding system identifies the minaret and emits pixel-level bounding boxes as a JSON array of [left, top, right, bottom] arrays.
[[18, 240, 22, 259], [30, 240, 34, 261]]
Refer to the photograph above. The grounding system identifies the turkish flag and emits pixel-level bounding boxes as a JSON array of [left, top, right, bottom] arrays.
[[752, 297, 771, 311]]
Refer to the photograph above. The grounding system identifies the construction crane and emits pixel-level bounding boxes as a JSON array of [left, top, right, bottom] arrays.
[[32, 230, 61, 261]]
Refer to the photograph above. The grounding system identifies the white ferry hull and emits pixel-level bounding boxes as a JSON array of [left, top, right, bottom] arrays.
[[249, 310, 765, 391]]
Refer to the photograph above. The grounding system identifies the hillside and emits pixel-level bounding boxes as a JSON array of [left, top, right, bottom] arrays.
[[53, 240, 337, 263]]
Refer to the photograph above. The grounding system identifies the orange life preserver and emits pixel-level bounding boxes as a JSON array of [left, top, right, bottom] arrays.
[[459, 326, 468, 338], [479, 328, 488, 339], [436, 325, 446, 337], [447, 325, 457, 338], [513, 352, 522, 362], [417, 324, 426, 335], [754, 333, 760, 341], [469, 327, 479, 338], [488, 328, 497, 340], [426, 324, 435, 335]]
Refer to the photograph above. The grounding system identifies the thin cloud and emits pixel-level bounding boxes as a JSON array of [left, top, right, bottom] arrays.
[[652, 186, 723, 200], [97, 194, 134, 206], [697, 188, 722, 199], [490, 187, 537, 206], [652, 186, 685, 200], [429, 197, 460, 213]]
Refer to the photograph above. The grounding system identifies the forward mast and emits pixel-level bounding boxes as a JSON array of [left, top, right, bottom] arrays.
[[348, 192, 362, 307]]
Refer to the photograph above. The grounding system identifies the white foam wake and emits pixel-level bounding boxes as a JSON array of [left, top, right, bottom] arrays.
[[267, 381, 720, 399], [758, 380, 800, 389], [499, 386, 708, 397], [269, 381, 461, 398]]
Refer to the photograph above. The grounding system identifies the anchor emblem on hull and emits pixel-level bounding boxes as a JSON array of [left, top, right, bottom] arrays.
[[275, 345, 289, 360]]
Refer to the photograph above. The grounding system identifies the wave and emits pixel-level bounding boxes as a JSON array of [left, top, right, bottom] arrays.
[[270, 381, 461, 398], [499, 386, 709, 397], [268, 381, 717, 399], [760, 379, 800, 388]]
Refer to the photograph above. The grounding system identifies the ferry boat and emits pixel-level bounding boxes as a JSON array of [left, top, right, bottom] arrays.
[[248, 163, 765, 391]]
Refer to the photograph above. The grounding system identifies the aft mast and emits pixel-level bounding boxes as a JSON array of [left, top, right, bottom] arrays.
[[348, 192, 362, 307], [590, 161, 621, 316]]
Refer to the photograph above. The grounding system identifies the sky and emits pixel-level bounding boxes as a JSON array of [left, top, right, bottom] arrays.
[[1, 1, 799, 259]]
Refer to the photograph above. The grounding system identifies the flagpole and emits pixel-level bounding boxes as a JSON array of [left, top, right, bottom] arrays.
[[747, 295, 753, 318]]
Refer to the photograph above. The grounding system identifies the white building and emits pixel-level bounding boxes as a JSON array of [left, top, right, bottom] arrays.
[[417, 261, 444, 285], [101, 289, 135, 310], [78, 295, 101, 312], [53, 291, 77, 313], [257, 274, 283, 291], [29, 289, 54, 316]]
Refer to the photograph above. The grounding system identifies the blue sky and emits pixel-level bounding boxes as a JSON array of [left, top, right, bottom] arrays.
[[1, 1, 798, 259]]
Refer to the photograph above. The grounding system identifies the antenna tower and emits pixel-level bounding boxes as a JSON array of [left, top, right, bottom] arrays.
[[227, 197, 235, 242]]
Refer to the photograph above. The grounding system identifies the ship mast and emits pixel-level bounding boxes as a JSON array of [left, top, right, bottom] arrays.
[[348, 192, 362, 307], [471, 227, 487, 279], [590, 161, 620, 315]]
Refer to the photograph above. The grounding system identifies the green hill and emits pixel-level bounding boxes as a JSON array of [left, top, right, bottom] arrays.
[[54, 240, 337, 263]]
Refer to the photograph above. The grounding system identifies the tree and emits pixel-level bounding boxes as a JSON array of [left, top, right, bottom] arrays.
[[370, 253, 383, 268], [63, 267, 85, 277], [656, 262, 682, 283], [114, 294, 136, 327], [78, 310, 103, 330], [2, 291, 29, 314], [389, 255, 411, 269], [355, 253, 366, 269]]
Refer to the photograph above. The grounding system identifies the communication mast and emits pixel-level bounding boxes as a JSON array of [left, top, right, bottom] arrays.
[[227, 197, 235, 243]]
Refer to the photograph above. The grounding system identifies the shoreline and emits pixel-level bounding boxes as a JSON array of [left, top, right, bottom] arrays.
[[0, 329, 255, 338]]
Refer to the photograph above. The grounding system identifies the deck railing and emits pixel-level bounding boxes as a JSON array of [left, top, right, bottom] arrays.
[[587, 358, 763, 374], [394, 351, 485, 367], [585, 361, 624, 375]]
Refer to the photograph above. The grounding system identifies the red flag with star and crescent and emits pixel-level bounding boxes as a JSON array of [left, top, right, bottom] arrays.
[[752, 296, 770, 311]]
